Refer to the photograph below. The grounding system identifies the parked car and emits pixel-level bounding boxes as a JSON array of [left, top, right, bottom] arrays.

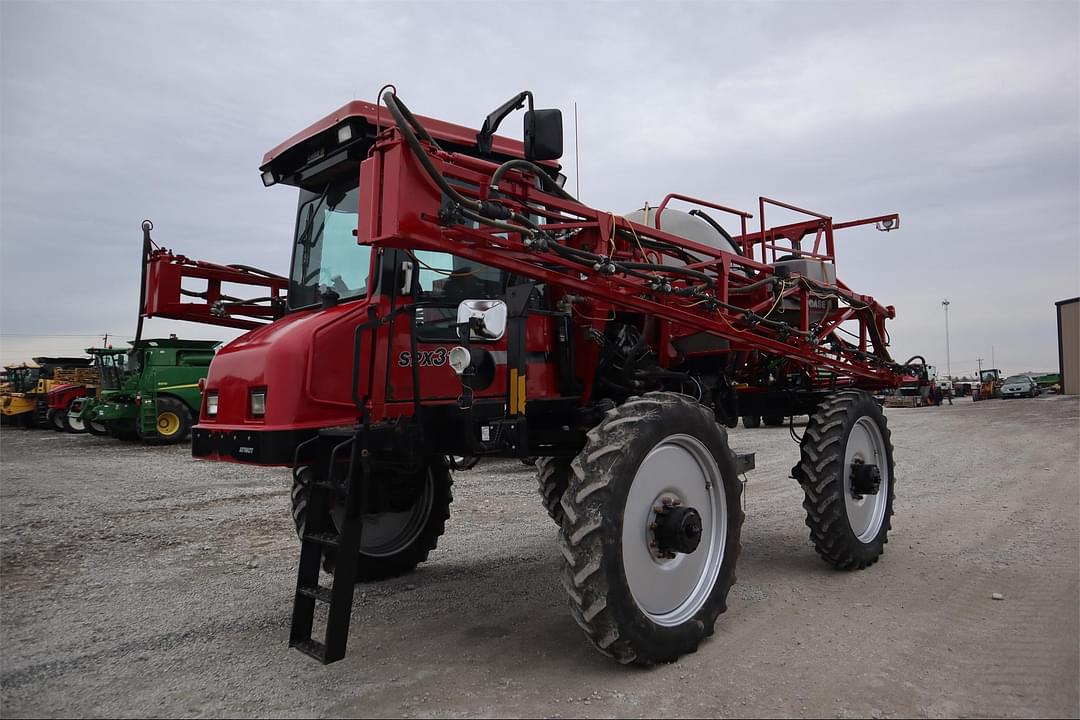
[[1000, 375, 1038, 398]]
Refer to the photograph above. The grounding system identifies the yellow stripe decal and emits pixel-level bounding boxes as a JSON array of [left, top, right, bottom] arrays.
[[518, 374, 526, 414], [509, 369, 519, 415], [156, 383, 201, 392]]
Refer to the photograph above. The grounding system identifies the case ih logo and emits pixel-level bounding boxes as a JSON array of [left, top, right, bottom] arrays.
[[397, 348, 449, 368]]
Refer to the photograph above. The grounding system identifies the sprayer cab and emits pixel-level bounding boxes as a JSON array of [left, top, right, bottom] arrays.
[[192, 93, 565, 464]]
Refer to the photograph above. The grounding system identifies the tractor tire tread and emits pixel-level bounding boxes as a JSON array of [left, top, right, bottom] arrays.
[[797, 390, 895, 570], [558, 391, 743, 666], [536, 456, 571, 526], [291, 460, 453, 582]]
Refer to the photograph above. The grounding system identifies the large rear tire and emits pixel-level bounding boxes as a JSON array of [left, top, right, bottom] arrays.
[[291, 459, 453, 582], [741, 415, 761, 429], [149, 397, 192, 445], [795, 390, 895, 570], [559, 392, 743, 665]]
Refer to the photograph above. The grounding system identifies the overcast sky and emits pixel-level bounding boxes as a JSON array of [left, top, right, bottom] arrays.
[[2, 1, 1078, 376]]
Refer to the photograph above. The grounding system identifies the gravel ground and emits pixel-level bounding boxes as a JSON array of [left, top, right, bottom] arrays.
[[1, 394, 1077, 718]]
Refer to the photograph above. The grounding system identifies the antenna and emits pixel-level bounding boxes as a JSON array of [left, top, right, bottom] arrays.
[[574, 101, 580, 198]]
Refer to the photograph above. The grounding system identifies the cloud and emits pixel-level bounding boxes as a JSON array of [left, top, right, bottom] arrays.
[[1, 0, 1078, 374]]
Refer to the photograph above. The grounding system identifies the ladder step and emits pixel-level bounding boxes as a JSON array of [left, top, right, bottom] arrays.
[[290, 638, 328, 664], [304, 532, 340, 548], [297, 584, 332, 603]]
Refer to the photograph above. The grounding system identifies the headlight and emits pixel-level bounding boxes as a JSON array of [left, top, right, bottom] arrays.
[[206, 393, 218, 417], [250, 389, 266, 417], [448, 346, 472, 375], [445, 346, 495, 390]]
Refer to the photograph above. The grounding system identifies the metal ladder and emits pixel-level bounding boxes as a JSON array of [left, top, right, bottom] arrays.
[[288, 431, 366, 664]]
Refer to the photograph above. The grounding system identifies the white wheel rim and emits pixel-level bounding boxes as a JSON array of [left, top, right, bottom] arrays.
[[843, 416, 890, 542], [67, 414, 85, 431], [90, 421, 108, 434], [621, 434, 727, 626]]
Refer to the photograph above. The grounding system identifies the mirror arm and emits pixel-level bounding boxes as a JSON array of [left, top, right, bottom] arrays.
[[477, 91, 534, 154]]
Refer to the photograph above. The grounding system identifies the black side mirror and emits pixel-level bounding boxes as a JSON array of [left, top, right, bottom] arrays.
[[524, 109, 563, 162]]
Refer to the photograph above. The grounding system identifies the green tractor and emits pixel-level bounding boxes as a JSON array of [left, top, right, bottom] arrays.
[[67, 338, 219, 444]]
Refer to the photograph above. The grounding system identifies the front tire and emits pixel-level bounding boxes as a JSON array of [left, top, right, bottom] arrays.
[[64, 400, 87, 433], [559, 392, 743, 665], [86, 418, 110, 436], [291, 459, 453, 581], [795, 390, 895, 570], [47, 409, 67, 432], [741, 415, 761, 429]]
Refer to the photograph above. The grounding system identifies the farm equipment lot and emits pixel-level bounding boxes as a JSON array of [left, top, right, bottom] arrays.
[[2, 397, 1077, 718]]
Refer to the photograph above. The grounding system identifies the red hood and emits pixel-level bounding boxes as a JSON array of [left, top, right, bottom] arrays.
[[200, 299, 371, 430]]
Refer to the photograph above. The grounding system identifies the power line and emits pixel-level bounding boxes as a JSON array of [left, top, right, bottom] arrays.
[[0, 333, 134, 338]]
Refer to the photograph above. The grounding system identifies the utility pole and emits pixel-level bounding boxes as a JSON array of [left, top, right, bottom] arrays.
[[992, 345, 995, 371], [977, 357, 984, 378], [942, 299, 951, 379]]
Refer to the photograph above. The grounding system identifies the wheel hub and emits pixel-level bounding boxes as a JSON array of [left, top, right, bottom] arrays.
[[652, 502, 703, 556], [849, 458, 881, 499]]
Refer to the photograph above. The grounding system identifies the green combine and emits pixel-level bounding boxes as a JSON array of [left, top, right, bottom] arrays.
[[68, 338, 219, 444]]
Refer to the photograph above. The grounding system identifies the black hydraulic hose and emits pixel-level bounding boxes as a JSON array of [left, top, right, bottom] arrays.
[[634, 236, 697, 264], [383, 90, 439, 147], [489, 159, 578, 203], [217, 297, 278, 307], [459, 206, 535, 237], [619, 261, 715, 287], [226, 264, 287, 281], [728, 276, 779, 295], [688, 208, 741, 255], [549, 242, 600, 262], [383, 92, 478, 213]]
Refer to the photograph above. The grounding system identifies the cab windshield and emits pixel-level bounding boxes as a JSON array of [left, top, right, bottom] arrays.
[[97, 353, 128, 391], [288, 173, 370, 310], [8, 368, 38, 392]]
